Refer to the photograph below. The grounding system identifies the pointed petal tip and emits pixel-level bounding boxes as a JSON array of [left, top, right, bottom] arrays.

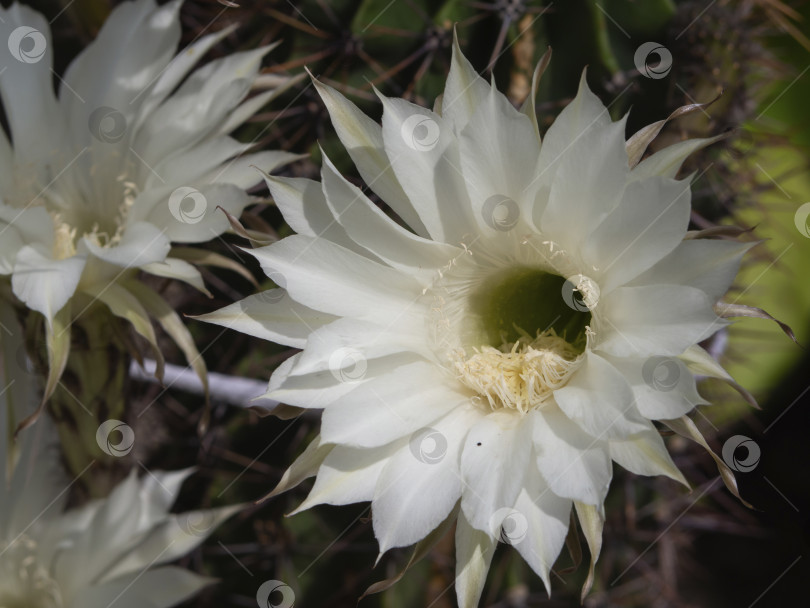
[[578, 66, 591, 91], [371, 82, 386, 103]]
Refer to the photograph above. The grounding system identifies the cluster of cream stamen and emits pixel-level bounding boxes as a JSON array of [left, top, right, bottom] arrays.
[[453, 329, 583, 413], [51, 218, 78, 261], [49, 179, 138, 261], [570, 273, 600, 310], [0, 535, 62, 608]]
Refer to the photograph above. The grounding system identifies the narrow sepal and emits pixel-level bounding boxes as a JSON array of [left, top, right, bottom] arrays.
[[662, 415, 754, 508], [574, 501, 604, 602]]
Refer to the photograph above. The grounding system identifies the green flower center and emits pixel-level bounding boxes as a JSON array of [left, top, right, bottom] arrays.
[[451, 267, 595, 413], [470, 268, 592, 352]]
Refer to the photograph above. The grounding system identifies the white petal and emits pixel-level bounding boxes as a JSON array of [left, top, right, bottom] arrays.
[[596, 284, 725, 357], [71, 567, 213, 608], [320, 361, 468, 448], [291, 316, 429, 376], [320, 152, 462, 280], [628, 239, 754, 303], [145, 136, 250, 190], [1, 408, 67, 541], [530, 406, 612, 505], [538, 71, 613, 170], [378, 92, 475, 242], [460, 411, 532, 534], [554, 351, 649, 440], [35, 503, 100, 567], [95, 504, 241, 584], [678, 343, 734, 381], [0, 203, 55, 273], [312, 77, 428, 236], [631, 135, 725, 180], [11, 245, 86, 325], [203, 150, 302, 190], [372, 403, 481, 552], [248, 235, 423, 323], [265, 435, 333, 499], [457, 85, 541, 234], [511, 468, 571, 593], [293, 443, 398, 512], [140, 25, 235, 118], [196, 290, 336, 349], [441, 32, 491, 132], [605, 355, 706, 420], [138, 468, 195, 523], [218, 74, 297, 135], [583, 176, 691, 293], [141, 257, 208, 294], [266, 352, 419, 409], [540, 117, 629, 255], [454, 510, 497, 608], [55, 471, 143, 588], [60, 0, 180, 128], [0, 201, 54, 248], [574, 501, 604, 600], [134, 185, 243, 246], [532, 71, 614, 224], [609, 427, 687, 485], [64, 472, 236, 585], [82, 221, 170, 268], [0, 4, 63, 166], [133, 47, 266, 163], [263, 174, 369, 255], [66, 589, 155, 608], [0, 228, 23, 275]]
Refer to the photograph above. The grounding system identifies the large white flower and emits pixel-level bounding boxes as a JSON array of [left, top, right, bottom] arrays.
[[0, 311, 239, 608], [202, 40, 754, 603], [0, 0, 300, 410]]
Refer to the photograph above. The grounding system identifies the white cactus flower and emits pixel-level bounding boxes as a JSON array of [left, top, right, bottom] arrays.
[[201, 39, 754, 604], [0, 0, 301, 410], [0, 333, 240, 608]]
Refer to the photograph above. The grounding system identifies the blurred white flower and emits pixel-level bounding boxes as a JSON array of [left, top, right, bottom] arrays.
[[0, 326, 239, 608], [202, 38, 754, 603], [0, 0, 300, 409]]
